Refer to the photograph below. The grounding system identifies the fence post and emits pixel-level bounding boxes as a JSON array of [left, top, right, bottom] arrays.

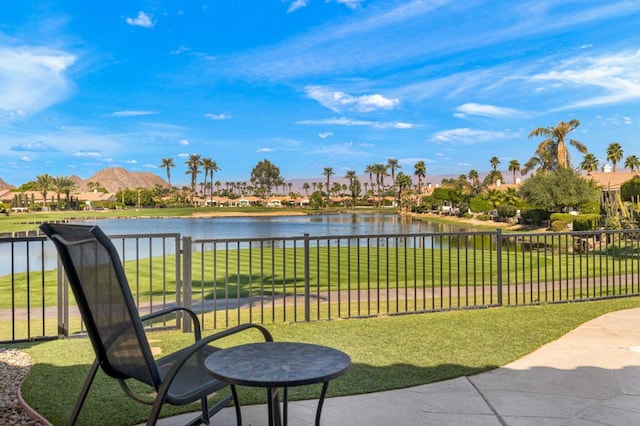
[[304, 233, 310, 322], [182, 236, 192, 333], [57, 257, 69, 338], [496, 228, 503, 306], [175, 234, 182, 331]]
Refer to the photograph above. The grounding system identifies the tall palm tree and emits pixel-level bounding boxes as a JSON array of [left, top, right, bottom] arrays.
[[386, 158, 401, 193], [508, 159, 520, 184], [490, 156, 500, 171], [344, 170, 357, 185], [580, 153, 599, 175], [528, 119, 587, 169], [35, 174, 54, 208], [606, 142, 623, 172], [184, 154, 202, 203], [468, 169, 479, 186], [364, 164, 375, 193], [52, 176, 76, 210], [302, 182, 310, 196], [414, 161, 427, 195], [322, 167, 334, 204], [372, 163, 389, 206], [625, 154, 640, 171], [160, 158, 175, 188], [202, 157, 220, 203]]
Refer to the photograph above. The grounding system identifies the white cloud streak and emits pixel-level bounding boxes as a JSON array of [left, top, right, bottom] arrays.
[[0, 46, 76, 118], [126, 11, 156, 28], [305, 86, 399, 113]]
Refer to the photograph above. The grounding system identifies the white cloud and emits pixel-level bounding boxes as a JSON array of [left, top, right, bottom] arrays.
[[179, 139, 189, 146], [298, 116, 411, 129], [334, 0, 363, 10], [257, 147, 274, 152], [431, 128, 514, 144], [205, 113, 232, 120], [126, 11, 156, 28], [532, 49, 640, 109], [454, 103, 527, 119], [305, 86, 399, 113], [287, 0, 307, 13], [124, 160, 138, 164], [11, 141, 56, 152], [111, 110, 157, 117], [143, 164, 157, 168], [20, 156, 31, 162], [74, 149, 102, 158], [318, 132, 333, 139], [0, 46, 76, 118], [393, 122, 414, 129]]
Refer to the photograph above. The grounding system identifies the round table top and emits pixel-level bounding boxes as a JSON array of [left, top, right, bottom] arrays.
[[205, 341, 351, 388]]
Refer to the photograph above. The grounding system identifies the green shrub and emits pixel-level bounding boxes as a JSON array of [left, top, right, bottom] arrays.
[[469, 197, 492, 213], [579, 201, 601, 215], [520, 208, 550, 225], [551, 220, 568, 232], [476, 214, 491, 221], [550, 213, 575, 223], [573, 214, 602, 231], [496, 205, 517, 218], [621, 176, 640, 202]]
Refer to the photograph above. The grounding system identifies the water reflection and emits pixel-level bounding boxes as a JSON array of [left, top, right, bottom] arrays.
[[2, 214, 468, 276]]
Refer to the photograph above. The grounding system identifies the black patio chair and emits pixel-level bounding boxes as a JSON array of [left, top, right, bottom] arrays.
[[41, 222, 273, 425]]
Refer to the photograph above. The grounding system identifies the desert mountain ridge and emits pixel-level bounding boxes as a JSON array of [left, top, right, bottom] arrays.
[[0, 167, 170, 194]]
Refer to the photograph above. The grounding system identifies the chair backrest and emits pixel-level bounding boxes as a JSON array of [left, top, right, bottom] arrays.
[[41, 223, 160, 387]]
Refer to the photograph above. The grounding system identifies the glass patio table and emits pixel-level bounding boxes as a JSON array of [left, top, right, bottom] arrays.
[[205, 341, 351, 426]]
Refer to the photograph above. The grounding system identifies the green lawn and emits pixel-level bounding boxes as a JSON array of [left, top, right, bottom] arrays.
[[10, 297, 640, 425]]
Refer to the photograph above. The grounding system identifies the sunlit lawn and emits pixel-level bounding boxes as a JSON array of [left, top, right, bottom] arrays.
[[11, 297, 640, 426]]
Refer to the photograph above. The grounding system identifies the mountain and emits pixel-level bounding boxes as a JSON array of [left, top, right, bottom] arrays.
[[85, 167, 170, 193], [0, 177, 15, 191]]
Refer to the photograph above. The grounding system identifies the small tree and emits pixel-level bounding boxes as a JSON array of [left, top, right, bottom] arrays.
[[519, 168, 598, 211]]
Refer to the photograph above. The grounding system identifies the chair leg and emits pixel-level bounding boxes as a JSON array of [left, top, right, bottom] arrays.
[[68, 359, 100, 425]]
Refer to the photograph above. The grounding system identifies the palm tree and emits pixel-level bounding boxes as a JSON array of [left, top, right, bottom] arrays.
[[625, 155, 640, 171], [185, 154, 202, 203], [414, 161, 427, 195], [160, 158, 175, 188], [322, 167, 334, 204], [468, 169, 479, 186], [606, 142, 623, 172], [580, 153, 599, 175], [302, 182, 310, 196], [528, 119, 587, 169], [490, 156, 500, 171], [202, 157, 220, 204], [508, 159, 520, 184], [35, 174, 54, 208], [364, 164, 375, 194], [386, 158, 401, 193], [52, 176, 76, 210], [344, 170, 357, 185], [372, 163, 389, 206]]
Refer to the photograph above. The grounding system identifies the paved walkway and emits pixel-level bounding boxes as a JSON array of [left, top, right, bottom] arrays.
[[156, 308, 640, 425]]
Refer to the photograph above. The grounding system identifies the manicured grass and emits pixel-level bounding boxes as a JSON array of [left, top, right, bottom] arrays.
[[11, 297, 640, 425]]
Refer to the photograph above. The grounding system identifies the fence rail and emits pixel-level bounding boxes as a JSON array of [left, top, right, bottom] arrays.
[[2, 227, 639, 343]]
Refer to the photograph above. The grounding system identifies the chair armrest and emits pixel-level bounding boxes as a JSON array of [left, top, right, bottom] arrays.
[[153, 323, 274, 405], [140, 306, 203, 339]]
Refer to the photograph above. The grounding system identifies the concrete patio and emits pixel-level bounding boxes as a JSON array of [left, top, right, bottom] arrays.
[[156, 307, 640, 425]]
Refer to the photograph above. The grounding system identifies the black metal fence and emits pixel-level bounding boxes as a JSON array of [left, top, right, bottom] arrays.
[[2, 228, 640, 343]]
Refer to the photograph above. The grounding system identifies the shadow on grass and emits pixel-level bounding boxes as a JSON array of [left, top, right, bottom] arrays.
[[20, 358, 497, 426]]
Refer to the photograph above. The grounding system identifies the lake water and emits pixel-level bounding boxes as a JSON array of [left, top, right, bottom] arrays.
[[2, 213, 467, 276], [80, 213, 467, 239]]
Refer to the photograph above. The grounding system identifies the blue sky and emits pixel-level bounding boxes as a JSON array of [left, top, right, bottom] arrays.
[[2, 1, 640, 187]]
